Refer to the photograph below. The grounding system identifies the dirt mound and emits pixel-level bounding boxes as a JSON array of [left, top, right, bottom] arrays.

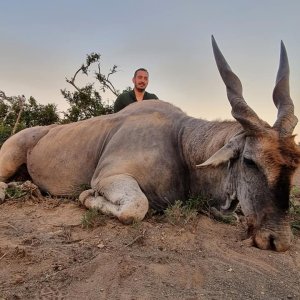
[[0, 169, 300, 300]]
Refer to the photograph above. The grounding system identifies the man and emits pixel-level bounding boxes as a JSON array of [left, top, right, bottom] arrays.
[[114, 68, 158, 113]]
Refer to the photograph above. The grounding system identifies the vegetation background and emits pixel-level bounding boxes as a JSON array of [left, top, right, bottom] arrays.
[[0, 53, 120, 146]]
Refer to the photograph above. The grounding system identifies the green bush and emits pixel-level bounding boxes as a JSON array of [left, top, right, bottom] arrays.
[[0, 124, 12, 147]]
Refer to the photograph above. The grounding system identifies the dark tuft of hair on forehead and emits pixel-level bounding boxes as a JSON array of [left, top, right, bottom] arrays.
[[272, 166, 293, 211], [272, 136, 300, 211], [279, 136, 300, 169]]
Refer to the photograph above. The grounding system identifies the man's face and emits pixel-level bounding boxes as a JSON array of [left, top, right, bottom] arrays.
[[133, 70, 149, 92]]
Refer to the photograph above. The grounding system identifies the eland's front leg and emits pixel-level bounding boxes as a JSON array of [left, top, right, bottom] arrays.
[[79, 174, 149, 224]]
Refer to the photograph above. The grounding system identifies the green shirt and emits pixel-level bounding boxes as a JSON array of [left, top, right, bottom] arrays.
[[114, 90, 158, 113]]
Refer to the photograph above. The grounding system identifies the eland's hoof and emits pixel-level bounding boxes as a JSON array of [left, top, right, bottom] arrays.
[[79, 189, 95, 205]]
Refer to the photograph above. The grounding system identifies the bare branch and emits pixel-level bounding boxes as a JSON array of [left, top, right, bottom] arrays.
[[65, 53, 119, 97], [62, 52, 117, 121], [96, 63, 119, 97], [0, 90, 16, 105], [0, 90, 21, 124], [65, 67, 84, 92], [12, 95, 26, 135]]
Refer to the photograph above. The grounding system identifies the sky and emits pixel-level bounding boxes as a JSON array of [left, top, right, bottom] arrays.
[[0, 1, 299, 142]]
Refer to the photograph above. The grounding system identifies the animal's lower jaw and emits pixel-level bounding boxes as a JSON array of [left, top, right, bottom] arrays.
[[220, 199, 239, 214], [220, 192, 239, 213]]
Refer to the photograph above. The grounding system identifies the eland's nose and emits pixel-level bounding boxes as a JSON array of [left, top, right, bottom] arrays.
[[254, 228, 293, 252]]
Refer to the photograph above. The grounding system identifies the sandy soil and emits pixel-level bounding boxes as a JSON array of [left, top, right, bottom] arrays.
[[0, 169, 300, 300]]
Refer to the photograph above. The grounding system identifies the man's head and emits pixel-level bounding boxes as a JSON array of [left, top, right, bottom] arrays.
[[133, 68, 149, 92]]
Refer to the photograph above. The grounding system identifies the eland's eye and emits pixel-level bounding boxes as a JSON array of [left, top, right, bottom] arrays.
[[243, 157, 257, 168]]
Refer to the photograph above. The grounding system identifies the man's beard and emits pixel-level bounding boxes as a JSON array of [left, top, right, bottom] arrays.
[[135, 86, 146, 92]]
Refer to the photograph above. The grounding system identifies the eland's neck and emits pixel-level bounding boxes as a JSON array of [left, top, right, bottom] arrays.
[[180, 117, 242, 198], [181, 117, 242, 167]]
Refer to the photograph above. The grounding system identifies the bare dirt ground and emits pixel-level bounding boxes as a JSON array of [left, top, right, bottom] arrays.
[[0, 169, 300, 300]]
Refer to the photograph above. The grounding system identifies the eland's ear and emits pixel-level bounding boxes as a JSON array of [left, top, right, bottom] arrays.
[[196, 133, 245, 168], [196, 144, 237, 168]]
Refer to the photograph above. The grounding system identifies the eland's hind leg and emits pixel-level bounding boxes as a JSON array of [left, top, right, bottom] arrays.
[[0, 126, 55, 181], [0, 133, 28, 201], [79, 174, 149, 224], [0, 138, 27, 182], [0, 126, 55, 201]]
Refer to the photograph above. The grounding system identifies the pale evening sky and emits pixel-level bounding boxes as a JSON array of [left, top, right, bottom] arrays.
[[0, 1, 299, 142]]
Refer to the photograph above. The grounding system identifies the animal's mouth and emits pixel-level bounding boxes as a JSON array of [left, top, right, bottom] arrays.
[[242, 214, 293, 252], [269, 234, 276, 251]]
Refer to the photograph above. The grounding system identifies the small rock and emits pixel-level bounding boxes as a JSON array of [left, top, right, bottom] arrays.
[[13, 274, 24, 284], [97, 243, 105, 249]]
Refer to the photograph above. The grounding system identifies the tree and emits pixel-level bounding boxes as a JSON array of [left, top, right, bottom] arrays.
[[0, 91, 60, 145], [0, 91, 24, 129], [0, 52, 121, 145], [22, 97, 60, 127], [61, 52, 119, 123]]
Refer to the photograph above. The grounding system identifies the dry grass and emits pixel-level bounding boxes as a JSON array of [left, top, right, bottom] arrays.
[[290, 186, 300, 234], [81, 208, 107, 228]]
